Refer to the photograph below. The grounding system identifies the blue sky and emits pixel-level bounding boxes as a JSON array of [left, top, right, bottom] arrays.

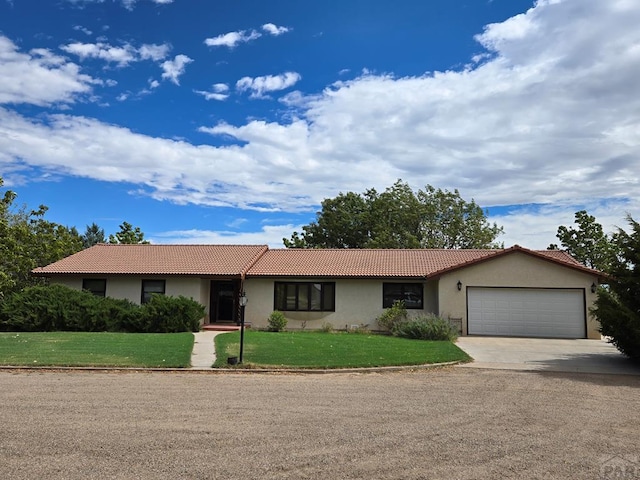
[[0, 0, 638, 248]]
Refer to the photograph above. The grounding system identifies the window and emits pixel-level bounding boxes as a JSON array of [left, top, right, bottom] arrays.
[[82, 279, 106, 297], [383, 283, 423, 309], [141, 279, 166, 304], [274, 282, 335, 312]]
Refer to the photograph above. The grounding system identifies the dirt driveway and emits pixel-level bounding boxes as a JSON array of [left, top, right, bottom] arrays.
[[1, 368, 639, 479]]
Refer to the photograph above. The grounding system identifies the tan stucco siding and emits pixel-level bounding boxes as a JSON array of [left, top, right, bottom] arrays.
[[51, 275, 206, 306], [437, 253, 600, 338], [244, 277, 436, 330]]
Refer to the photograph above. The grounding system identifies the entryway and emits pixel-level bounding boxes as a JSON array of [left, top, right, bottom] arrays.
[[209, 280, 241, 324]]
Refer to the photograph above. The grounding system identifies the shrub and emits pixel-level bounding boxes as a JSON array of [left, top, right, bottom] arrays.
[[140, 294, 205, 333], [267, 310, 287, 332], [393, 314, 459, 341], [0, 285, 203, 333], [376, 300, 407, 332], [0, 284, 105, 332]]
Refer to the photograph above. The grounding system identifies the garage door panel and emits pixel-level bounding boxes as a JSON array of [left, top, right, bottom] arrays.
[[468, 288, 585, 338]]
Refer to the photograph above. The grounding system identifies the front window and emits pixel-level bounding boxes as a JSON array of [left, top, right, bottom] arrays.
[[383, 283, 423, 309], [274, 282, 335, 311], [141, 279, 166, 304], [82, 279, 106, 297]]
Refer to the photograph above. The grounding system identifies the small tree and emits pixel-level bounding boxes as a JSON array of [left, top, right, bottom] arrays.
[[593, 215, 640, 360], [108, 221, 150, 244], [549, 210, 616, 271]]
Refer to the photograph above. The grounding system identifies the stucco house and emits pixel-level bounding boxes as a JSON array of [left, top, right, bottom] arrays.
[[32, 243, 606, 339]]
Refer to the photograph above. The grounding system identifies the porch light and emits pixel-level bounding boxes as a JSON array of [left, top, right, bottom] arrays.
[[591, 282, 597, 293], [239, 291, 248, 364], [239, 291, 248, 307], [457, 281, 462, 291]]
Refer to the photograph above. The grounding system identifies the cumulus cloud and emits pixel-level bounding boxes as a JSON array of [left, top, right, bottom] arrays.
[[194, 83, 230, 101], [0, 36, 95, 106], [160, 54, 193, 85], [236, 72, 301, 98], [204, 30, 261, 49], [261, 23, 290, 36], [2, 0, 640, 247], [61, 41, 171, 66]]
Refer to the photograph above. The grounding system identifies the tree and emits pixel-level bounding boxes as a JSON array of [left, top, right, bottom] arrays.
[[0, 177, 83, 296], [417, 185, 503, 249], [548, 210, 616, 271], [82, 223, 106, 248], [284, 180, 503, 249], [593, 215, 640, 359], [108, 222, 150, 245]]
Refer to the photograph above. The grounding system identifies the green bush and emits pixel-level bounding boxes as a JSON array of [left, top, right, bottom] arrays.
[[376, 300, 407, 332], [0, 285, 203, 333], [141, 294, 204, 333], [392, 314, 459, 341], [267, 310, 287, 332]]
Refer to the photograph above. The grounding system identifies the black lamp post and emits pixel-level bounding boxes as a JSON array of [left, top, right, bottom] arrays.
[[238, 291, 248, 364]]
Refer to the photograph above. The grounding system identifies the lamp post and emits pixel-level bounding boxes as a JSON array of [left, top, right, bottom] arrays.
[[238, 291, 248, 364]]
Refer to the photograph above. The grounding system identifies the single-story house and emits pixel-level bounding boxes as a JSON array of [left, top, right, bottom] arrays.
[[32, 244, 606, 339]]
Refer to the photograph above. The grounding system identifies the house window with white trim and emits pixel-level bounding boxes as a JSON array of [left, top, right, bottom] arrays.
[[383, 283, 423, 309], [274, 282, 335, 312], [141, 279, 166, 304]]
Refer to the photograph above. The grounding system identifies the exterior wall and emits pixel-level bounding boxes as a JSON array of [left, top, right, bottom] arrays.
[[437, 253, 600, 338], [50, 275, 208, 307], [244, 277, 437, 330]]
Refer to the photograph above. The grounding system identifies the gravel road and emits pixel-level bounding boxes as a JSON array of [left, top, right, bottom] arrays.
[[1, 368, 638, 479]]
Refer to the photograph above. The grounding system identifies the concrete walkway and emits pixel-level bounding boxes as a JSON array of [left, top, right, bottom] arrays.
[[190, 331, 227, 370], [456, 336, 640, 375]]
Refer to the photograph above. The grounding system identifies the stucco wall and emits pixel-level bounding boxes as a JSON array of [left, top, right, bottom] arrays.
[[51, 275, 207, 306], [437, 253, 600, 338], [244, 277, 436, 330]]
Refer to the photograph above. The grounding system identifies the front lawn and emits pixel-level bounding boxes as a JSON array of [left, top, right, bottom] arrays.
[[214, 330, 470, 368], [0, 332, 194, 368]]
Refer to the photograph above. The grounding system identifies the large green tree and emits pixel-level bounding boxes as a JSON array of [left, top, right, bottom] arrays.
[[592, 215, 640, 359], [108, 221, 150, 245], [284, 180, 503, 249], [548, 210, 616, 271], [0, 178, 83, 296]]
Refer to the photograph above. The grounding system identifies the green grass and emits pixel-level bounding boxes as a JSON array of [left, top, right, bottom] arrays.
[[0, 332, 194, 368], [214, 330, 470, 368]]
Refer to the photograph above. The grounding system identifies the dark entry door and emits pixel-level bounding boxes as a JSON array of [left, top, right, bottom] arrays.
[[210, 281, 238, 323]]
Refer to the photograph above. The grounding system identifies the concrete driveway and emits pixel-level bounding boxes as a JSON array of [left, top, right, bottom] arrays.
[[456, 336, 640, 375]]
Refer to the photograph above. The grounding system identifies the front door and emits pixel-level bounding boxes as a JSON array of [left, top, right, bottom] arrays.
[[210, 281, 239, 323]]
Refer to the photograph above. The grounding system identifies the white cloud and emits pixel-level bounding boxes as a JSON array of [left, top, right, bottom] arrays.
[[139, 43, 171, 61], [151, 224, 300, 248], [73, 25, 93, 36], [194, 83, 230, 101], [69, 0, 174, 9], [261, 23, 290, 36], [204, 30, 261, 48], [236, 72, 301, 98], [2, 0, 640, 248], [0, 36, 95, 106], [60, 41, 170, 66], [160, 54, 193, 85]]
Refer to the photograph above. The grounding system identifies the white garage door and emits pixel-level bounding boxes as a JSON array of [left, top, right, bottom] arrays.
[[467, 288, 585, 338]]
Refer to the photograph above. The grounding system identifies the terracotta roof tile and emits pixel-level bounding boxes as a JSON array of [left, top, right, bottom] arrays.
[[32, 244, 268, 276], [33, 244, 602, 280], [246, 248, 501, 278]]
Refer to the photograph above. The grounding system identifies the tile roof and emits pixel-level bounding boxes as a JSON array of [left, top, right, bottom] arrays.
[[32, 244, 603, 279], [32, 244, 269, 276], [245, 246, 592, 278]]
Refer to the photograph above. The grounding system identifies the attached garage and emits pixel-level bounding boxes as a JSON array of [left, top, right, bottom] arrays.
[[467, 287, 586, 338]]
